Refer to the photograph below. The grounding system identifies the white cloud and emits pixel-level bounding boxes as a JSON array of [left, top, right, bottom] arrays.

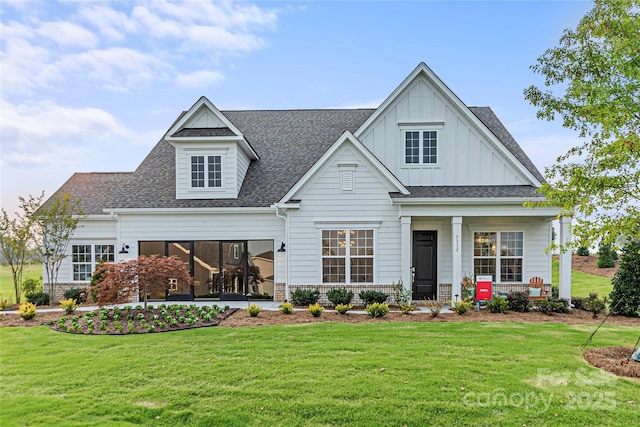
[[176, 70, 226, 88], [0, 1, 280, 95], [37, 20, 98, 49], [0, 98, 133, 167]]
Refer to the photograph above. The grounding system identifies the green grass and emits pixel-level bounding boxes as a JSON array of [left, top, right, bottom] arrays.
[[1, 322, 638, 426], [0, 264, 41, 303], [552, 259, 613, 298]]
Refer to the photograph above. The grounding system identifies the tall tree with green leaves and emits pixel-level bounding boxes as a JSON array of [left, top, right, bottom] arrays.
[[524, 0, 640, 247], [0, 193, 44, 304], [33, 192, 85, 303]]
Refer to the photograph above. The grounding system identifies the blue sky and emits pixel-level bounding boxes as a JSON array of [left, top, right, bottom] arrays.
[[1, 0, 593, 215]]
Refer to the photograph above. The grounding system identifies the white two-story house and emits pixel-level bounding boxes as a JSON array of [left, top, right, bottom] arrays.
[[45, 63, 572, 303]]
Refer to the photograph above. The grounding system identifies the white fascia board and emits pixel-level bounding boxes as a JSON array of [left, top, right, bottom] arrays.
[[165, 135, 245, 143], [397, 202, 561, 218], [271, 202, 301, 210], [391, 197, 540, 205], [78, 215, 116, 221], [355, 62, 542, 187], [278, 131, 409, 203], [103, 207, 274, 215]]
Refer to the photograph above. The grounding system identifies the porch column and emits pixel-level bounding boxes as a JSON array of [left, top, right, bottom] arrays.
[[401, 216, 412, 292], [452, 216, 462, 301], [559, 216, 572, 300]]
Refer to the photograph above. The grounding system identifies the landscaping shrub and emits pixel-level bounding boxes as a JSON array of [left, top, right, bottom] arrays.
[[290, 288, 320, 306], [335, 303, 353, 314], [597, 242, 616, 268], [18, 302, 36, 320], [60, 298, 79, 314], [308, 303, 324, 317], [22, 278, 42, 295], [571, 297, 585, 310], [326, 288, 354, 306], [551, 285, 559, 299], [63, 288, 86, 304], [486, 295, 509, 313], [506, 291, 530, 313], [359, 290, 388, 306], [423, 299, 443, 318], [583, 292, 608, 318], [533, 299, 568, 315], [576, 246, 590, 256], [0, 298, 12, 310], [547, 297, 571, 314], [392, 280, 415, 314], [26, 292, 49, 306], [451, 298, 472, 315], [279, 302, 294, 314], [365, 302, 389, 318], [247, 304, 262, 317], [609, 239, 640, 317]]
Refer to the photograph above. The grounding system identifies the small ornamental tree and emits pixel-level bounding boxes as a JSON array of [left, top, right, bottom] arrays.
[[0, 193, 44, 304], [597, 242, 616, 268], [34, 192, 84, 303], [609, 239, 640, 317], [89, 255, 196, 309]]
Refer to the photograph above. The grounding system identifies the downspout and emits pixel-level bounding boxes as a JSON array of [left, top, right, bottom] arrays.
[[274, 204, 290, 301]]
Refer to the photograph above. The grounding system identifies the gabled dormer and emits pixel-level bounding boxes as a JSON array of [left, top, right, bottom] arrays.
[[164, 97, 259, 200]]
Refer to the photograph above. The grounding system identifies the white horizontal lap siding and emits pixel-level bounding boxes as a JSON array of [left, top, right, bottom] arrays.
[[175, 143, 237, 199], [118, 212, 284, 257], [288, 145, 401, 284], [359, 75, 530, 187], [237, 148, 251, 191]]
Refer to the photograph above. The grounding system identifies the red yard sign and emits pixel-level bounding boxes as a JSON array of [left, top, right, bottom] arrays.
[[475, 275, 492, 301]]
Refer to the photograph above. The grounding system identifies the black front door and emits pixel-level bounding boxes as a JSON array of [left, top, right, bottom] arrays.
[[412, 231, 437, 300]]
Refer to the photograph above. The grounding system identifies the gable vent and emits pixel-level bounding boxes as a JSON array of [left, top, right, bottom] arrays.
[[342, 170, 354, 191]]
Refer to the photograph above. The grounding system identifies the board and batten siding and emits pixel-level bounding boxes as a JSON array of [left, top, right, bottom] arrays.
[[358, 77, 530, 187], [287, 144, 402, 285], [175, 142, 239, 199]]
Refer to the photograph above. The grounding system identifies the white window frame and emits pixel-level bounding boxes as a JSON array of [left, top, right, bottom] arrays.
[[190, 154, 223, 189], [472, 231, 524, 283], [400, 123, 443, 167], [71, 243, 115, 282], [320, 228, 375, 284]]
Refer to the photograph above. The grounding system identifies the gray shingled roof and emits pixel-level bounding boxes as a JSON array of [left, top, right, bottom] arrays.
[[391, 185, 543, 199], [47, 172, 132, 215], [171, 127, 235, 137], [50, 106, 546, 213], [469, 107, 546, 183]]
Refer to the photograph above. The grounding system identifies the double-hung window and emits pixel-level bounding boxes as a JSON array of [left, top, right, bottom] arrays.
[[322, 229, 374, 283], [473, 232, 523, 282], [191, 155, 222, 188], [404, 130, 438, 165], [72, 244, 115, 281]]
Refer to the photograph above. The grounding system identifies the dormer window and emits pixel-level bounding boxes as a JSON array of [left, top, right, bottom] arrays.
[[191, 155, 222, 188], [405, 130, 438, 164]]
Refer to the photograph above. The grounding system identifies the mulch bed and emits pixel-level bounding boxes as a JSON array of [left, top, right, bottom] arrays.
[[584, 346, 640, 379]]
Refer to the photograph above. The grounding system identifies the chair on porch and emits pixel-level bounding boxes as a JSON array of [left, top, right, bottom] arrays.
[[527, 276, 548, 301]]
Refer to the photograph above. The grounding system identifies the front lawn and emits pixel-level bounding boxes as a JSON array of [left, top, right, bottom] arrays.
[[552, 259, 613, 297], [1, 322, 637, 426]]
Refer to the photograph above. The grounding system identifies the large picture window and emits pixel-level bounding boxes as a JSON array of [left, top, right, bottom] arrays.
[[72, 244, 115, 281], [473, 232, 523, 282], [322, 229, 374, 283]]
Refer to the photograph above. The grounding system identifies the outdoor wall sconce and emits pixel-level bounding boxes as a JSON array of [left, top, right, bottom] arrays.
[[277, 242, 286, 252], [119, 244, 130, 254]]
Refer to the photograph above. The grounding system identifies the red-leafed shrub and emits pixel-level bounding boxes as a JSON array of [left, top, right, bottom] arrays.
[[88, 255, 196, 309]]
